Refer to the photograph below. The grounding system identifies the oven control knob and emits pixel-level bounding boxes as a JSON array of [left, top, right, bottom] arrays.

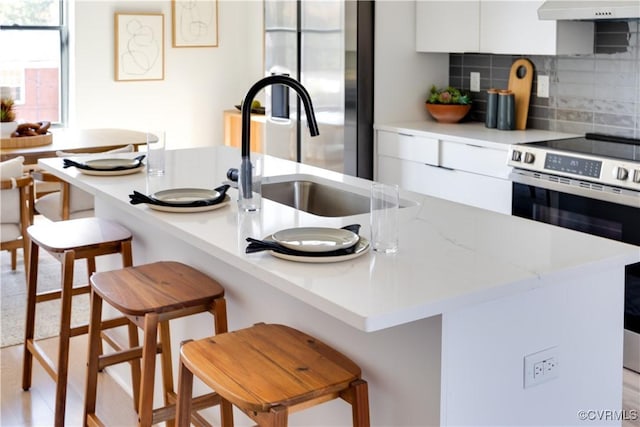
[[523, 152, 535, 164], [633, 170, 640, 183], [511, 150, 522, 162], [613, 166, 629, 181]]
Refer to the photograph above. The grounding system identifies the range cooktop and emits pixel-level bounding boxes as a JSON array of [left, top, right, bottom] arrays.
[[528, 133, 640, 162], [507, 133, 640, 192]]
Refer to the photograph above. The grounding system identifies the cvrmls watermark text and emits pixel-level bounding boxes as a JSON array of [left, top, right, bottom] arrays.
[[578, 410, 638, 421]]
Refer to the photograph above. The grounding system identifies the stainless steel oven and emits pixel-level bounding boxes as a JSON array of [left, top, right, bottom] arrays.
[[507, 133, 640, 373]]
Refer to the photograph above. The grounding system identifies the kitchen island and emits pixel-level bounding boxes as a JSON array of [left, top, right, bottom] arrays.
[[39, 146, 639, 426]]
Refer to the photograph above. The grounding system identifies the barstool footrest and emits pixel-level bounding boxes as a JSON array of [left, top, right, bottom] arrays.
[[24, 339, 58, 384], [152, 392, 221, 425], [35, 284, 91, 303], [86, 412, 106, 427]]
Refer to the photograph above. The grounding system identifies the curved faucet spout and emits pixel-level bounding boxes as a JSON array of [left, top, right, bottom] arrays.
[[241, 75, 319, 158], [239, 75, 320, 203]]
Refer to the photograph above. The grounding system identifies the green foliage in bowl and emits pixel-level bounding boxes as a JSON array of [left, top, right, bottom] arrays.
[[1, 97, 16, 122], [426, 85, 471, 105]]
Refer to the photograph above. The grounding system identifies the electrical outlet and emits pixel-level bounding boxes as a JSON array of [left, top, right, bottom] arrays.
[[524, 346, 558, 388], [470, 72, 480, 92], [537, 75, 550, 98]]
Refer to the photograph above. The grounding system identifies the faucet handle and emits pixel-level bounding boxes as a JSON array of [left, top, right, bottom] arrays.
[[226, 168, 239, 182]]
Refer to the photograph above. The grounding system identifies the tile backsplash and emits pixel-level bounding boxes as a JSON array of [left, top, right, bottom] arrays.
[[449, 20, 639, 138]]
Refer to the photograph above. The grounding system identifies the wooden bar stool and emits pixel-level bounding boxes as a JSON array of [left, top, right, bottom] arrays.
[[22, 217, 139, 427], [84, 261, 230, 427], [176, 322, 371, 427]]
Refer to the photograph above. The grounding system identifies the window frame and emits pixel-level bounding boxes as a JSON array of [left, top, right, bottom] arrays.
[[0, 0, 69, 126]]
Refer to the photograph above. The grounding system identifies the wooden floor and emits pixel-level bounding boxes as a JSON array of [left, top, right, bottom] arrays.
[[1, 334, 639, 426]]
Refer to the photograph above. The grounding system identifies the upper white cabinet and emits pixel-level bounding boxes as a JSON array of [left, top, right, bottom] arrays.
[[415, 1, 480, 52], [416, 0, 594, 55]]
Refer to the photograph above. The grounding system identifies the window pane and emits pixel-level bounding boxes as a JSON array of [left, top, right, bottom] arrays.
[[0, 0, 60, 26], [0, 29, 61, 123]]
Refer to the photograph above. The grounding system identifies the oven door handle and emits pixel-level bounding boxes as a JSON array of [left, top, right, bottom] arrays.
[[510, 170, 640, 209]]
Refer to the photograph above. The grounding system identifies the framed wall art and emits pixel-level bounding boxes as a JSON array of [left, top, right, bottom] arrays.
[[172, 0, 218, 48], [114, 13, 164, 81]]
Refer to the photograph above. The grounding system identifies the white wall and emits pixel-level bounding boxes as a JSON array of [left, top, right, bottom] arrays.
[[70, 1, 447, 149], [374, 0, 448, 124], [70, 0, 264, 149]]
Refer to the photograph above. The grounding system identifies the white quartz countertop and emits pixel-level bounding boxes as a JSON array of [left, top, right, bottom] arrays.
[[39, 146, 639, 332], [375, 121, 579, 149]]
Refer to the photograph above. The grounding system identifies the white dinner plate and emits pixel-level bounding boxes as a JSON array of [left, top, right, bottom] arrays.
[[151, 188, 221, 205], [83, 158, 142, 170], [271, 227, 360, 253], [147, 195, 230, 213], [78, 164, 144, 176], [265, 235, 370, 263]]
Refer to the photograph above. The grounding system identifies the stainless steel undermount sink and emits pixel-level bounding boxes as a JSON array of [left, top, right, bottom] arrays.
[[261, 175, 414, 217]]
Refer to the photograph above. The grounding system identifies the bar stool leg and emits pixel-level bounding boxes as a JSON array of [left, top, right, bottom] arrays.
[[349, 380, 371, 427], [22, 240, 39, 391], [210, 298, 234, 426], [83, 288, 104, 426], [127, 321, 141, 411], [158, 320, 175, 427], [52, 249, 76, 426], [175, 357, 194, 427], [138, 312, 160, 427]]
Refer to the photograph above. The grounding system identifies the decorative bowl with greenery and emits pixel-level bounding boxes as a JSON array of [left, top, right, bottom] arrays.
[[425, 85, 471, 123], [426, 85, 471, 105]]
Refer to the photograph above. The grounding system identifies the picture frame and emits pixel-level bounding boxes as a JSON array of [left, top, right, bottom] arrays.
[[114, 13, 165, 81], [172, 0, 218, 48]]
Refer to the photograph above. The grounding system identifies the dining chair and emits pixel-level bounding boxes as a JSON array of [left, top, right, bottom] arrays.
[[32, 144, 134, 221], [1, 155, 34, 276]]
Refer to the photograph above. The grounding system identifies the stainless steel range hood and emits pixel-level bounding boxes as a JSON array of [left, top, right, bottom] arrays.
[[538, 1, 640, 20]]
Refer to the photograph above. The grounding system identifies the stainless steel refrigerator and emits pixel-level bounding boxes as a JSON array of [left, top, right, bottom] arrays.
[[263, 0, 373, 178]]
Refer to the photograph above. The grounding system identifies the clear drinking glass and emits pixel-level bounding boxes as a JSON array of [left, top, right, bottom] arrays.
[[146, 130, 165, 176], [370, 183, 399, 253]]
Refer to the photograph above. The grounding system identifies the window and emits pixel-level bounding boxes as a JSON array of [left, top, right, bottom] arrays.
[[0, 0, 68, 125]]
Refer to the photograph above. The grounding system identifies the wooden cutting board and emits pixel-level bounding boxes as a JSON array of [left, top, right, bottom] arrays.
[[1, 133, 52, 148], [508, 58, 533, 130]]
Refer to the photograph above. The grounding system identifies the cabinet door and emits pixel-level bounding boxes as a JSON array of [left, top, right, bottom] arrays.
[[440, 140, 511, 179], [479, 1, 593, 55], [416, 1, 480, 52], [377, 155, 512, 214], [377, 130, 439, 166], [377, 155, 441, 195], [434, 168, 513, 214]]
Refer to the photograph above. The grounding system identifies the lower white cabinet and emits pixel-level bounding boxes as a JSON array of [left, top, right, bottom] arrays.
[[376, 130, 513, 215]]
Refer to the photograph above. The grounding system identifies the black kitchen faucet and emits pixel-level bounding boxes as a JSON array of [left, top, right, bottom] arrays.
[[237, 75, 320, 201]]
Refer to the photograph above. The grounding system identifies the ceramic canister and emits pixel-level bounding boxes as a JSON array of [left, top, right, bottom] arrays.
[[485, 89, 499, 128], [497, 90, 515, 130]]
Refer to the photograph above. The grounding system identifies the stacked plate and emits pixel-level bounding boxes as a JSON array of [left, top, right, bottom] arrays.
[[64, 157, 145, 176], [264, 227, 370, 263], [140, 188, 230, 213]]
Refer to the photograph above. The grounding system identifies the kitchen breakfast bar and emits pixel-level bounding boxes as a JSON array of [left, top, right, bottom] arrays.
[[39, 146, 639, 426]]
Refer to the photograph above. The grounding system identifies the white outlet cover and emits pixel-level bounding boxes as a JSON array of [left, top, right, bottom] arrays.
[[470, 72, 480, 92], [537, 75, 550, 98], [524, 346, 559, 388]]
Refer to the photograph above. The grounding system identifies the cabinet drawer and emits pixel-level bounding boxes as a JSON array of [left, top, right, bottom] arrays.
[[377, 130, 439, 166], [440, 140, 511, 179]]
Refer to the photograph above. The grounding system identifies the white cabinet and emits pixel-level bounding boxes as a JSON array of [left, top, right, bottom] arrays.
[[375, 129, 512, 215], [416, 0, 594, 55], [415, 1, 479, 53]]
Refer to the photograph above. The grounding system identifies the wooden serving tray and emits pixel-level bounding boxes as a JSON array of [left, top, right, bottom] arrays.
[[0, 133, 53, 149]]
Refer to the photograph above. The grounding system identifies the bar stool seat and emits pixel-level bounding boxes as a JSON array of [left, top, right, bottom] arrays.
[[84, 261, 230, 427], [176, 322, 370, 427], [22, 217, 137, 427]]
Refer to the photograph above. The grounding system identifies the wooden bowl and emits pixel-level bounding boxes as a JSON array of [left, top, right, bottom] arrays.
[[425, 103, 471, 123]]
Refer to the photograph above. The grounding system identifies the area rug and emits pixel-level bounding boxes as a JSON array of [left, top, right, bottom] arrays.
[[1, 248, 89, 348]]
